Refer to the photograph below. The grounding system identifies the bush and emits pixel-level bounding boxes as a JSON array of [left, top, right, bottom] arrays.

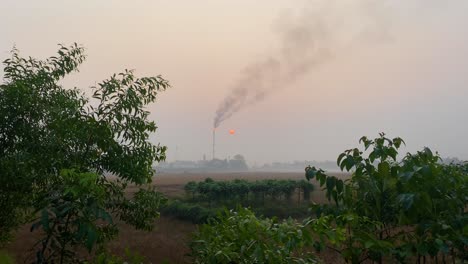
[[305, 133, 468, 263], [184, 178, 314, 205], [162, 200, 217, 224], [191, 207, 317, 264]]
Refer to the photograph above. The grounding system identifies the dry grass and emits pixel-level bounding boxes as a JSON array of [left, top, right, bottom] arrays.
[[107, 216, 195, 264], [4, 216, 195, 264]]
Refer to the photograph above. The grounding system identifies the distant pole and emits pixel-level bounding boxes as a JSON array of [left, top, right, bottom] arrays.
[[212, 128, 216, 160]]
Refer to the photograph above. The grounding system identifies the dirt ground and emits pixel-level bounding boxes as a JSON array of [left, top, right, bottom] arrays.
[[4, 172, 348, 263], [4, 216, 195, 264]]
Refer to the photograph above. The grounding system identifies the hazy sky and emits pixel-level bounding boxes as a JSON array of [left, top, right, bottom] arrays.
[[1, 0, 468, 164]]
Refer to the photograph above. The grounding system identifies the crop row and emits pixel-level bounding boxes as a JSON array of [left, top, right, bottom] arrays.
[[184, 178, 314, 204]]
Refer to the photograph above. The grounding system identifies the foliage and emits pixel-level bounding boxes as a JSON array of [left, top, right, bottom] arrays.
[[191, 207, 317, 264], [184, 181, 198, 200], [31, 170, 116, 263], [118, 187, 167, 231], [162, 200, 217, 224], [163, 200, 312, 224], [0, 44, 169, 262], [185, 178, 314, 205], [305, 133, 468, 263]]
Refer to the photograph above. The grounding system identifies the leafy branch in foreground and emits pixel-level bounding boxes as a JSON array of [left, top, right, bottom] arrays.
[[0, 44, 169, 263], [305, 133, 467, 263]]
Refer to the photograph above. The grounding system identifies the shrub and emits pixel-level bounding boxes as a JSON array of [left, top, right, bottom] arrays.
[[305, 133, 468, 263], [162, 200, 217, 224], [184, 178, 314, 205], [191, 207, 317, 264]]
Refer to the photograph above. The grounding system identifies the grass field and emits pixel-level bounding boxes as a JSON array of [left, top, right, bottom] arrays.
[[5, 171, 349, 263]]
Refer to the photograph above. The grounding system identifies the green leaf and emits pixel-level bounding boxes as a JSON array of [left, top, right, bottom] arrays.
[[336, 180, 344, 194], [364, 240, 375, 249], [378, 161, 390, 178], [305, 167, 316, 181], [423, 147, 433, 158], [392, 137, 405, 148], [345, 157, 355, 171], [337, 153, 346, 166], [369, 151, 377, 163]]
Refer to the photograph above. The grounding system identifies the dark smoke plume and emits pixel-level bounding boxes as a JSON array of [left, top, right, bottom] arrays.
[[213, 1, 391, 128]]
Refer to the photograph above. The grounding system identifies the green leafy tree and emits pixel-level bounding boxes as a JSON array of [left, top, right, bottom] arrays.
[[0, 44, 169, 262], [305, 133, 468, 263]]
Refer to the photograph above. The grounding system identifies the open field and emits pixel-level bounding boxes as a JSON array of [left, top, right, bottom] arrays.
[[5, 172, 348, 263], [4, 216, 196, 264]]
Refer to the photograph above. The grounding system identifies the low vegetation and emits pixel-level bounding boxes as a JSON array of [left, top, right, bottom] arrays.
[[156, 178, 316, 224], [191, 134, 467, 263], [162, 200, 218, 224], [184, 178, 314, 205], [191, 207, 317, 264]]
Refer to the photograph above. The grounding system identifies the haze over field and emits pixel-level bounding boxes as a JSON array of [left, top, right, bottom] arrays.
[[1, 0, 468, 164]]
